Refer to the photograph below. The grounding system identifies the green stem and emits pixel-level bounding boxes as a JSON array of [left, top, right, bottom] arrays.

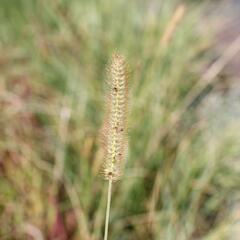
[[104, 179, 113, 240]]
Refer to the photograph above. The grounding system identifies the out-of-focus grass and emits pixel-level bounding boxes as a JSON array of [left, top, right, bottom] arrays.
[[0, 0, 240, 239]]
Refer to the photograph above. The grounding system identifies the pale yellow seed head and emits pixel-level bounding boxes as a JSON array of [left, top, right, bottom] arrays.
[[100, 54, 128, 181]]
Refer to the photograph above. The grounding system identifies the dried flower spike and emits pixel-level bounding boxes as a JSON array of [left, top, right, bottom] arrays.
[[101, 53, 128, 181], [100, 53, 129, 240]]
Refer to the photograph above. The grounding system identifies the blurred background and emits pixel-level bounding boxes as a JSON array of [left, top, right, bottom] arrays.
[[0, 0, 240, 239]]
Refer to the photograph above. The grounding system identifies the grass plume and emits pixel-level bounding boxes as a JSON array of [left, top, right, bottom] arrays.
[[100, 53, 129, 240], [101, 53, 128, 181]]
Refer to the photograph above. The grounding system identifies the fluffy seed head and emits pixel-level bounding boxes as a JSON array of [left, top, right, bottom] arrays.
[[100, 53, 128, 181]]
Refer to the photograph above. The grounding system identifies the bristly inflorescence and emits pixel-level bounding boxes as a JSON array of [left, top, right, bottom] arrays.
[[100, 53, 128, 181]]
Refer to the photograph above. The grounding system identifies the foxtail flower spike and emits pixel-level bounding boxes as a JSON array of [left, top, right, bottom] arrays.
[[101, 53, 129, 240], [101, 53, 128, 181]]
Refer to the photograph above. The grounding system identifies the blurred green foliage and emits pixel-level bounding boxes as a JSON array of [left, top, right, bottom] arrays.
[[0, 0, 240, 239]]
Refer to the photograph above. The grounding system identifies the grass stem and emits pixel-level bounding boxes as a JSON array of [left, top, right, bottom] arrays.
[[104, 179, 113, 240]]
